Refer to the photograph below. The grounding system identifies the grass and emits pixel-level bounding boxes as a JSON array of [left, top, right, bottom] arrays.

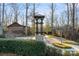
[[63, 50, 79, 56], [75, 52, 79, 56], [47, 35, 55, 39], [63, 40, 78, 45], [53, 42, 72, 49]]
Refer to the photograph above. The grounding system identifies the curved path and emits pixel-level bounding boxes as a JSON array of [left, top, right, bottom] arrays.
[[44, 36, 79, 52]]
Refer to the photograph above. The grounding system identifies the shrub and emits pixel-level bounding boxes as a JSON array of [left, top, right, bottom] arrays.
[[64, 50, 71, 56], [0, 39, 63, 56], [45, 46, 62, 56], [0, 35, 5, 38], [0, 39, 46, 56]]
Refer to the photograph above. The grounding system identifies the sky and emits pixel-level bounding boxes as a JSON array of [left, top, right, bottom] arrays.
[[3, 3, 67, 26], [34, 3, 66, 26]]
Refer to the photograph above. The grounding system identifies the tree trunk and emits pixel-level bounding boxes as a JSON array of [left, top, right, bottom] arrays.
[[51, 3, 54, 35], [32, 3, 35, 35], [67, 3, 70, 27], [0, 3, 1, 26], [72, 3, 75, 30], [1, 3, 5, 35], [25, 3, 29, 36]]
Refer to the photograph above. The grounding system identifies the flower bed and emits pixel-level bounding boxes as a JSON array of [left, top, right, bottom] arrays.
[[63, 40, 78, 45], [53, 42, 72, 49]]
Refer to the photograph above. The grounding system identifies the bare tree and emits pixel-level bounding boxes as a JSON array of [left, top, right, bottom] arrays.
[[32, 3, 35, 24], [33, 4, 35, 16], [0, 3, 1, 26], [10, 3, 19, 22], [2, 3, 5, 27], [72, 3, 75, 29], [31, 3, 35, 35], [66, 3, 78, 40], [51, 3, 55, 35], [75, 4, 78, 29], [25, 3, 29, 36], [66, 3, 70, 27], [69, 3, 77, 29]]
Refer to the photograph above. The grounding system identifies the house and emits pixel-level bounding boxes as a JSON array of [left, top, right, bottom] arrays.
[[6, 22, 26, 37]]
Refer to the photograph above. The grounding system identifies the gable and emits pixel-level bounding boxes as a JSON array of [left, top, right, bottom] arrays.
[[7, 22, 25, 28]]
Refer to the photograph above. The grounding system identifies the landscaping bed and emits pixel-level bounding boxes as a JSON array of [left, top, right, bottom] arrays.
[[53, 42, 72, 49], [63, 40, 78, 45]]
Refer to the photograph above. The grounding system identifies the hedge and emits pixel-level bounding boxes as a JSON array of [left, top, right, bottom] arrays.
[[0, 40, 46, 56], [45, 46, 62, 56], [0, 39, 62, 56]]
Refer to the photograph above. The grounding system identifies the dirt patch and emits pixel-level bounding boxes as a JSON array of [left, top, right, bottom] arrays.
[[0, 52, 17, 56]]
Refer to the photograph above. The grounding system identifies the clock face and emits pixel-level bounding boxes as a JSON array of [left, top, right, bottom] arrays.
[[38, 19, 41, 23]]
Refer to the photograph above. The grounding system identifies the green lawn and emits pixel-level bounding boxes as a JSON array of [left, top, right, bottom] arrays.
[[47, 35, 55, 39]]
